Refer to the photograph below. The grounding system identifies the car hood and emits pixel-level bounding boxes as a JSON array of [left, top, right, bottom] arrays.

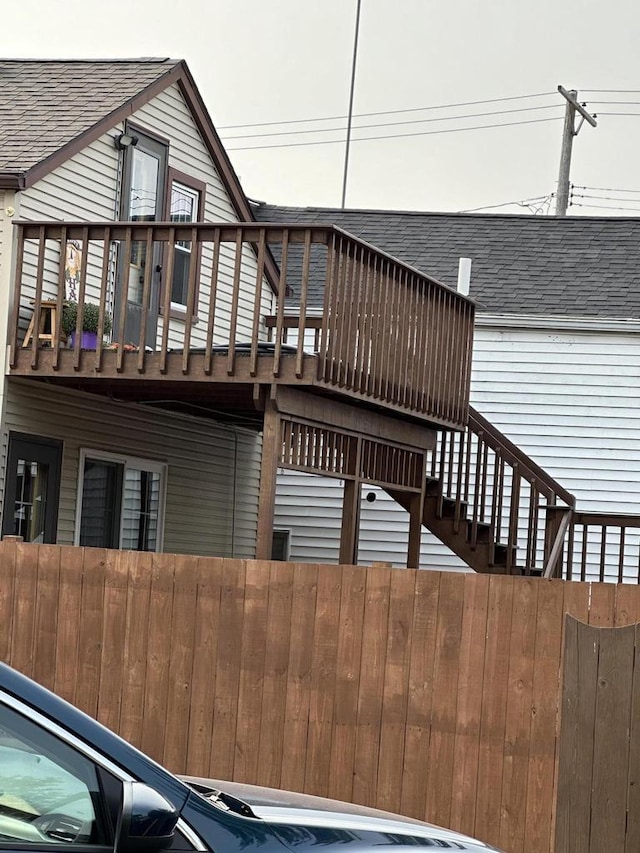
[[180, 776, 499, 851]]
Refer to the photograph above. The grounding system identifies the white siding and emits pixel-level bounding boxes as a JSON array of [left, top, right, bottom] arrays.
[[16, 83, 275, 348], [274, 469, 469, 571], [275, 322, 640, 572], [4, 381, 260, 557]]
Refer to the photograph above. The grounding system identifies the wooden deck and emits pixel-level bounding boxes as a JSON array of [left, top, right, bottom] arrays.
[[9, 220, 475, 430]]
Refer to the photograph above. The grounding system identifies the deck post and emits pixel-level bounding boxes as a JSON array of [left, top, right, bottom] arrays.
[[255, 400, 280, 560], [407, 490, 424, 569], [339, 478, 361, 565]]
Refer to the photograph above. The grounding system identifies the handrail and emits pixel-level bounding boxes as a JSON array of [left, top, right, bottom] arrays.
[[469, 407, 576, 507], [10, 220, 474, 427]]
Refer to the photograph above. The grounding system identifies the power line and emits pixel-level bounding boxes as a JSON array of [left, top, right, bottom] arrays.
[[598, 112, 640, 117], [572, 192, 640, 204], [582, 89, 640, 94], [459, 194, 551, 213], [574, 185, 640, 194], [571, 202, 640, 213], [218, 90, 556, 130], [223, 104, 563, 140], [227, 115, 563, 152]]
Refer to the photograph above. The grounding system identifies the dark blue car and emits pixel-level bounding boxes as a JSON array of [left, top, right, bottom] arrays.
[[0, 662, 499, 852]]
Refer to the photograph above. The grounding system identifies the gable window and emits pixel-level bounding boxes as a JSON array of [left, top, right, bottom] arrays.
[[76, 450, 166, 551], [166, 169, 205, 317]]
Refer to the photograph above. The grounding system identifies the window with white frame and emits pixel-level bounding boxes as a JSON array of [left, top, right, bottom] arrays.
[[76, 450, 166, 551], [169, 178, 202, 311]]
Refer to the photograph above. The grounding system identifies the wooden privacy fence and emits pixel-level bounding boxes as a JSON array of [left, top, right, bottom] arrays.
[[3, 542, 640, 853]]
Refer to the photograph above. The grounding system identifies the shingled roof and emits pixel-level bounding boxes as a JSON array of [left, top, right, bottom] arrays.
[[253, 204, 640, 320], [0, 58, 182, 187]]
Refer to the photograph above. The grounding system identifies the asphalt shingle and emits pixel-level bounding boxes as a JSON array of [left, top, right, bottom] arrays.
[[0, 58, 180, 176], [253, 203, 640, 320]]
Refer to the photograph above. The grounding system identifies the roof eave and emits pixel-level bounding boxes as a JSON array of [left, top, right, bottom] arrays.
[[0, 172, 25, 190]]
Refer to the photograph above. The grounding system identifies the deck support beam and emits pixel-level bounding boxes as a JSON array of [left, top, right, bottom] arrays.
[[407, 490, 425, 569], [255, 401, 280, 560]]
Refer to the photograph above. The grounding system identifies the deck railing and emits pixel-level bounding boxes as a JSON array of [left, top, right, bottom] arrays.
[[9, 221, 474, 427], [550, 511, 640, 583], [429, 406, 576, 574]]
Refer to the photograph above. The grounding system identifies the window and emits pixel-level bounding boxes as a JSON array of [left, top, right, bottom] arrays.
[[166, 169, 205, 316], [271, 529, 291, 561], [1, 433, 62, 544], [0, 701, 107, 846], [76, 451, 166, 552]]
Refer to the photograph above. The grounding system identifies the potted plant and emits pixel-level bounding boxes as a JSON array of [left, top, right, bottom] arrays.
[[61, 301, 112, 349]]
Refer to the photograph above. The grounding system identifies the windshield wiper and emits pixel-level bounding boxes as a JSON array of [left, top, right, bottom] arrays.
[[188, 783, 257, 819]]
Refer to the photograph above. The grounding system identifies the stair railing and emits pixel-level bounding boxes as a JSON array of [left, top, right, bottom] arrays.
[[429, 407, 575, 574]]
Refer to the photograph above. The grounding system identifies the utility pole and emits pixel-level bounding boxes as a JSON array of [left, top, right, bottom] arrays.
[[555, 85, 597, 216], [341, 0, 362, 209]]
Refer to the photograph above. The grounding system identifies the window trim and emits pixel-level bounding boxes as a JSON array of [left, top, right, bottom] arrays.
[[74, 449, 167, 552], [163, 167, 206, 321]]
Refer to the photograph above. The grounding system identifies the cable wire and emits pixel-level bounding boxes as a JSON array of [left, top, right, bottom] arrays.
[[228, 115, 562, 151], [571, 202, 640, 212], [459, 194, 551, 213], [223, 104, 563, 140], [573, 185, 640, 194], [219, 90, 557, 130]]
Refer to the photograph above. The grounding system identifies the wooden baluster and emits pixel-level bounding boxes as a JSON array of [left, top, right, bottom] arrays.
[[116, 228, 132, 373], [365, 255, 381, 397], [526, 483, 539, 574], [204, 227, 221, 376], [273, 229, 290, 379], [73, 226, 89, 372], [599, 525, 607, 582], [566, 519, 575, 581], [618, 527, 626, 582], [94, 226, 111, 374], [137, 227, 154, 373], [353, 248, 370, 393], [318, 230, 335, 383], [181, 225, 199, 376], [489, 452, 504, 563], [295, 229, 311, 379], [249, 228, 267, 378], [29, 226, 47, 370], [227, 228, 243, 377], [327, 235, 344, 386], [160, 228, 176, 375], [53, 225, 67, 371], [506, 463, 521, 574]]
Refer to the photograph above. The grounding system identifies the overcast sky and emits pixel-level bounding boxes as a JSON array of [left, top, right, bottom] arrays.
[[4, 0, 640, 214]]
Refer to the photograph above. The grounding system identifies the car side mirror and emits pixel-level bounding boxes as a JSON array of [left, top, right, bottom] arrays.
[[115, 781, 179, 853]]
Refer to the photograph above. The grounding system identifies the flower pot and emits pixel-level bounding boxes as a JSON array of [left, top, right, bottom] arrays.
[[69, 331, 98, 349]]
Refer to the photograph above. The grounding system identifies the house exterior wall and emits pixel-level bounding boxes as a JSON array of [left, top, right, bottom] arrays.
[[274, 321, 640, 571], [16, 82, 275, 348], [3, 380, 261, 557]]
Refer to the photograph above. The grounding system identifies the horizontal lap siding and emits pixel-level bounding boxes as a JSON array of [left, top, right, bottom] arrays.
[[276, 325, 640, 572], [17, 84, 275, 349], [274, 470, 469, 571], [4, 381, 260, 558], [472, 326, 640, 514]]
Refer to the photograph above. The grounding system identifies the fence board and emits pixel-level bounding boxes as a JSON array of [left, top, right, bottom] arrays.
[[118, 551, 152, 748], [304, 565, 341, 797], [376, 568, 415, 815], [329, 564, 367, 803], [500, 578, 539, 853], [4, 542, 640, 853], [352, 565, 390, 807], [257, 561, 295, 788], [450, 572, 489, 837], [186, 557, 223, 776], [281, 563, 318, 792], [400, 570, 441, 820], [475, 575, 515, 847], [163, 554, 198, 773], [425, 572, 465, 828]]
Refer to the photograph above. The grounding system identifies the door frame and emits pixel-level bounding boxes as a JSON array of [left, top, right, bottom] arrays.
[[1, 432, 63, 544], [114, 122, 169, 348]]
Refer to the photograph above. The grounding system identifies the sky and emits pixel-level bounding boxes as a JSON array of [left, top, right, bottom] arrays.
[[3, 0, 640, 215]]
